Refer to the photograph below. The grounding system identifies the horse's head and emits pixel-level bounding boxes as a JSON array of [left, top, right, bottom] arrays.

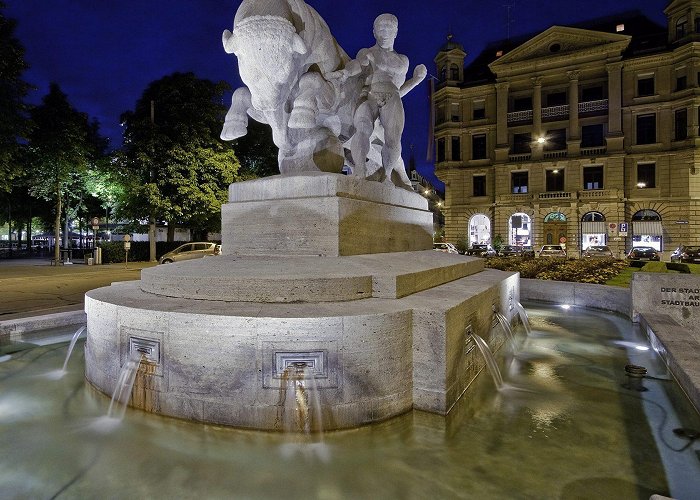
[[223, 16, 307, 111]]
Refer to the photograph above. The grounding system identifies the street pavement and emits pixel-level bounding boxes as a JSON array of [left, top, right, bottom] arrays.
[[0, 258, 157, 332]]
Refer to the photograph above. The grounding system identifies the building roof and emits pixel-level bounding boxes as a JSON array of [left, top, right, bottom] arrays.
[[459, 11, 667, 86]]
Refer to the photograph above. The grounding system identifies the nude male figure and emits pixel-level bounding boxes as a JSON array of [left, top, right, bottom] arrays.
[[331, 14, 427, 186]]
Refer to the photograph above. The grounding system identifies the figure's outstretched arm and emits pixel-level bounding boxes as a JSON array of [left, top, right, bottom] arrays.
[[327, 49, 370, 82], [399, 64, 427, 97]]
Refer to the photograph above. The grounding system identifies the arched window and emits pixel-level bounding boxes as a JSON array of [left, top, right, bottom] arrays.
[[440, 65, 447, 81], [581, 212, 606, 249], [468, 214, 491, 246], [632, 209, 661, 221], [677, 16, 688, 39], [581, 211, 605, 222], [632, 210, 662, 251], [450, 64, 460, 81], [508, 212, 531, 246], [544, 212, 567, 222]]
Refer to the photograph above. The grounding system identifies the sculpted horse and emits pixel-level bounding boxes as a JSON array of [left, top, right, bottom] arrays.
[[220, 0, 363, 174]]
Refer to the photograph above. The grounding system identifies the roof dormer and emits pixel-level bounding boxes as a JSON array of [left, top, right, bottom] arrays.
[[664, 0, 700, 44], [435, 34, 467, 86]]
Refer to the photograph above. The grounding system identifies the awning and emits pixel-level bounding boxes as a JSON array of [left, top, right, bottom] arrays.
[[633, 221, 664, 236], [581, 221, 606, 233]]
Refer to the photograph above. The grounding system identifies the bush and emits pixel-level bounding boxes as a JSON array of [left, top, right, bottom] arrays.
[[640, 261, 667, 273], [486, 257, 628, 284], [666, 262, 691, 274]]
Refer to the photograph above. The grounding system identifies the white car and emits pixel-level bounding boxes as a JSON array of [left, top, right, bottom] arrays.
[[158, 242, 222, 264], [433, 242, 459, 254]]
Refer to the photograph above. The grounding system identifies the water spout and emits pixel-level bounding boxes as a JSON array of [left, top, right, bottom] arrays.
[[470, 333, 504, 390], [494, 309, 516, 347], [513, 302, 532, 336], [107, 350, 144, 420], [61, 326, 86, 373]]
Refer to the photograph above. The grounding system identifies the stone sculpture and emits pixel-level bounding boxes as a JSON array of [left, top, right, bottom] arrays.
[[330, 13, 427, 187], [220, 0, 425, 189]]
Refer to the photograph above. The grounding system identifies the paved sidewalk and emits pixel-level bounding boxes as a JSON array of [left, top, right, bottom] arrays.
[[0, 258, 157, 335]]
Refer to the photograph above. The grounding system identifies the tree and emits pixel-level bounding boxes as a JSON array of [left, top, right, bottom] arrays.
[[27, 84, 106, 262], [230, 118, 278, 179], [119, 72, 240, 245], [0, 1, 31, 193]]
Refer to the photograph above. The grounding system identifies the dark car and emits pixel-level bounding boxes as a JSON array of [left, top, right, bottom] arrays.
[[465, 244, 497, 257], [538, 244, 567, 258], [582, 245, 614, 259], [626, 246, 660, 261], [670, 245, 700, 263], [499, 245, 534, 258]]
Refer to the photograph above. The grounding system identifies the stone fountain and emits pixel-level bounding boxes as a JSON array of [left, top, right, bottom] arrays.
[[84, 0, 519, 430]]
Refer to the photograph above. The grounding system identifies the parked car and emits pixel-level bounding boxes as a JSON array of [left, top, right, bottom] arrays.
[[582, 245, 614, 259], [538, 244, 567, 258], [465, 244, 497, 257], [433, 242, 459, 254], [498, 245, 535, 258], [670, 245, 700, 263], [626, 246, 660, 261], [158, 242, 222, 264]]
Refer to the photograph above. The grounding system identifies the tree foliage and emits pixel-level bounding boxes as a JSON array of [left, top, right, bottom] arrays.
[[230, 118, 278, 179], [27, 84, 106, 259], [0, 1, 31, 192], [118, 72, 240, 237]]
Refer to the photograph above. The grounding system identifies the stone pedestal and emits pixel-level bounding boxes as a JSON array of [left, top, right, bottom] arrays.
[[221, 173, 433, 256], [84, 175, 519, 430]]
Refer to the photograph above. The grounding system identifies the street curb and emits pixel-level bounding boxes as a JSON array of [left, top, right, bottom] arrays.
[[0, 310, 86, 339]]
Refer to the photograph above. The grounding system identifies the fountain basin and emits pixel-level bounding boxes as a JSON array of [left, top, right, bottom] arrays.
[[85, 268, 518, 430]]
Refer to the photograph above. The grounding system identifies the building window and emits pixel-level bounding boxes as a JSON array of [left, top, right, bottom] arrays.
[[451, 136, 461, 161], [450, 64, 460, 81], [675, 109, 688, 141], [436, 104, 445, 124], [544, 129, 567, 151], [509, 213, 531, 246], [513, 133, 531, 154], [637, 163, 656, 188], [451, 103, 460, 122], [546, 91, 566, 107], [511, 171, 528, 193], [472, 100, 485, 120], [583, 165, 604, 190], [676, 75, 687, 91], [545, 168, 565, 192], [581, 124, 605, 147], [581, 86, 604, 102], [473, 175, 486, 197], [472, 134, 487, 160], [696, 16, 700, 34], [437, 138, 446, 162], [469, 214, 491, 246], [513, 96, 532, 112], [616, 24, 625, 32], [637, 76, 655, 97], [582, 211, 605, 222], [439, 66, 446, 81], [677, 16, 688, 39], [636, 114, 656, 145]]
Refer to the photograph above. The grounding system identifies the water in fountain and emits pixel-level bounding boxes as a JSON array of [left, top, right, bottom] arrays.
[[514, 301, 532, 336], [107, 350, 144, 420], [470, 333, 504, 390], [43, 325, 86, 380], [276, 362, 329, 461], [494, 310, 517, 350]]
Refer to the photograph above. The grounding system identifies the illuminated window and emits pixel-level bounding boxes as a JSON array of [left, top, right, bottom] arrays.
[[616, 24, 625, 32]]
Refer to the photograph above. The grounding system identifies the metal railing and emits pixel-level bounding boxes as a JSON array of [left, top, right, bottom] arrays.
[[507, 110, 533, 123], [578, 99, 608, 113], [542, 104, 569, 119]]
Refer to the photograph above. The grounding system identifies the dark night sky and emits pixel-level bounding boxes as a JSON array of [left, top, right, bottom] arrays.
[[5, 0, 666, 187]]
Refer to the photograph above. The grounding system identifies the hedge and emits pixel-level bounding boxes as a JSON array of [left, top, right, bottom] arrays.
[[96, 241, 209, 264]]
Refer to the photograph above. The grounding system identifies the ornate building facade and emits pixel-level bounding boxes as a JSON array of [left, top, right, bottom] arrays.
[[433, 1, 700, 258]]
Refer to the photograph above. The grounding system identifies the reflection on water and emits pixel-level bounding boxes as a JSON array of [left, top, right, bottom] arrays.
[[1, 305, 699, 499]]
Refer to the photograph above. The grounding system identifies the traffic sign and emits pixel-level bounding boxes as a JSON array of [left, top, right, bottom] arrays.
[[618, 222, 628, 235]]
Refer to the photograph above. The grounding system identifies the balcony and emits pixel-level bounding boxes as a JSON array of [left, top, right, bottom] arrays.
[[578, 189, 619, 200], [543, 150, 567, 159], [542, 104, 569, 121], [538, 191, 573, 200], [496, 193, 534, 203], [580, 146, 607, 156], [507, 110, 533, 124], [508, 152, 532, 162], [578, 99, 608, 115]]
